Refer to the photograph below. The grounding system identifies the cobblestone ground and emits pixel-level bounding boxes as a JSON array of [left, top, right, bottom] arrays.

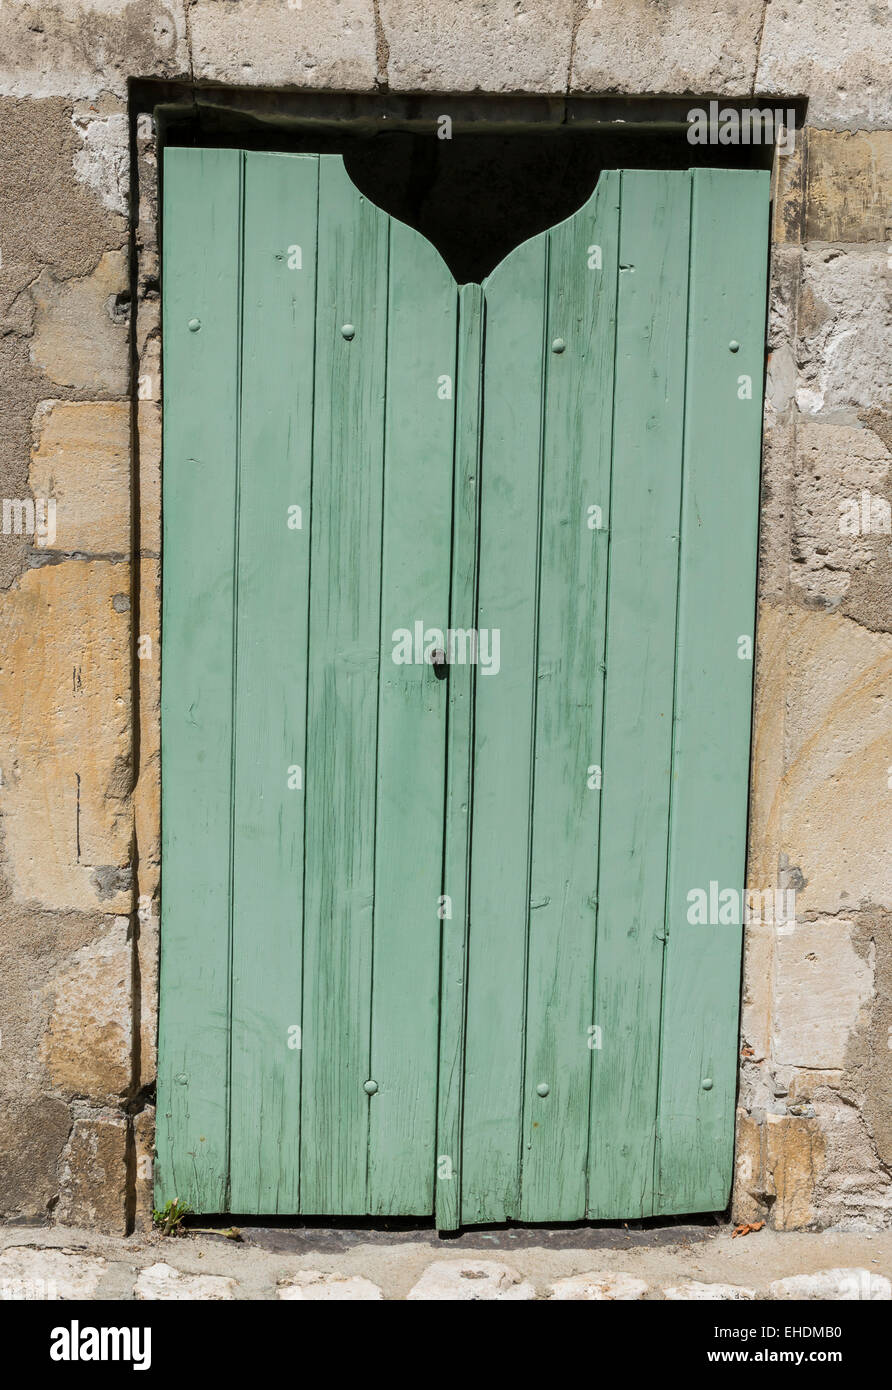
[[1, 1222, 890, 1301]]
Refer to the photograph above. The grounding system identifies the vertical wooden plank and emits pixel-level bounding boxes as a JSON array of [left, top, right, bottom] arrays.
[[587, 171, 692, 1219], [460, 238, 547, 1225], [228, 153, 318, 1213], [435, 282, 483, 1230], [367, 222, 457, 1215], [520, 174, 620, 1222], [655, 170, 769, 1214], [156, 147, 242, 1211], [299, 156, 389, 1214]]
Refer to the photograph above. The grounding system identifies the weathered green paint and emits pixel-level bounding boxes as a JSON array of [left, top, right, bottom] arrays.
[[655, 170, 769, 1215], [366, 217, 457, 1216], [157, 147, 242, 1211], [588, 171, 693, 1219], [158, 149, 769, 1223], [520, 171, 619, 1223], [229, 152, 317, 1213]]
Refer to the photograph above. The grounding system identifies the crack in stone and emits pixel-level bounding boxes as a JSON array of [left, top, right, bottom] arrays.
[[372, 0, 390, 90]]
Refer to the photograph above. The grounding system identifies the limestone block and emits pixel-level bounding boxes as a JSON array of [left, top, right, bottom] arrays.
[[0, 1246, 107, 1300], [381, 0, 573, 93], [790, 420, 891, 611], [0, 561, 132, 914], [572, 0, 763, 95], [769, 1268, 892, 1300], [71, 101, 129, 218], [747, 605, 892, 916], [29, 400, 130, 555], [811, 1097, 892, 1227], [407, 1259, 536, 1300], [806, 132, 892, 245], [30, 249, 129, 397], [41, 918, 132, 1100], [134, 1262, 238, 1300], [772, 135, 805, 246], [56, 1113, 129, 1233], [191, 0, 377, 90], [796, 248, 891, 418], [764, 1112, 825, 1229], [0, 1, 189, 100], [733, 1108, 768, 1225], [756, 1, 892, 128], [0, 1093, 71, 1221], [774, 919, 873, 1070]]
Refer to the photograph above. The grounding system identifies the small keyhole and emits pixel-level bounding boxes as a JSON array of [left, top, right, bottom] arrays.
[[430, 648, 448, 680]]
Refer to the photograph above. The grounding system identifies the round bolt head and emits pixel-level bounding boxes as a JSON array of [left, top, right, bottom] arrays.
[[341, 323, 356, 340], [729, 340, 740, 352], [188, 318, 201, 333], [536, 1082, 550, 1097], [551, 338, 566, 353], [364, 1079, 378, 1095], [701, 1077, 714, 1090]]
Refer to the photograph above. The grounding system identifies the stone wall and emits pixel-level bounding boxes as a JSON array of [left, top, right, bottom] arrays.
[[0, 1, 889, 1233]]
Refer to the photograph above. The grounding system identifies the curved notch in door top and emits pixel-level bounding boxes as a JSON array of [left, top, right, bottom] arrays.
[[342, 134, 604, 285]]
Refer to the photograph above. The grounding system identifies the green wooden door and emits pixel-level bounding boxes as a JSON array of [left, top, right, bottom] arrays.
[[157, 149, 769, 1224]]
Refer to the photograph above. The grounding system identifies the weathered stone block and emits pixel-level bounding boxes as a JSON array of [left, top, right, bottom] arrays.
[[277, 1271, 384, 1300], [733, 1108, 768, 1224], [191, 0, 377, 90], [806, 131, 892, 245], [775, 919, 873, 1069], [764, 1112, 825, 1229], [811, 1097, 892, 1226], [41, 919, 132, 1101], [572, 0, 763, 95], [56, 1114, 128, 1234], [772, 133, 805, 247], [30, 249, 129, 397], [29, 400, 130, 555], [0, 1093, 71, 1221], [0, 561, 132, 914], [790, 419, 891, 612], [0, 1, 189, 101], [407, 1259, 535, 1300], [748, 605, 892, 916], [546, 1271, 648, 1300], [381, 0, 573, 93], [769, 1268, 892, 1300], [797, 248, 891, 418], [756, 0, 892, 129], [0, 1246, 107, 1300], [135, 1262, 238, 1300], [788, 1069, 841, 1101], [71, 99, 129, 219]]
